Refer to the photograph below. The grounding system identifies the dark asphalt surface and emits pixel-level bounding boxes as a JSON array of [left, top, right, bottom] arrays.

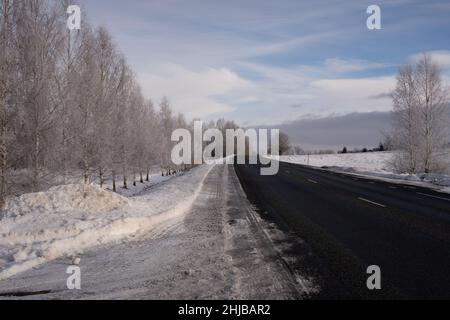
[[235, 161, 450, 299]]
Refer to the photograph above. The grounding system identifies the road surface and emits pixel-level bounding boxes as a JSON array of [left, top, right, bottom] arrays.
[[235, 161, 450, 299]]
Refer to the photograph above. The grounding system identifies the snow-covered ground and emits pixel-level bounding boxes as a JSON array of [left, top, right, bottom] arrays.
[[0, 165, 212, 282], [0, 164, 312, 299], [280, 152, 395, 172], [275, 151, 450, 193], [8, 165, 168, 198]]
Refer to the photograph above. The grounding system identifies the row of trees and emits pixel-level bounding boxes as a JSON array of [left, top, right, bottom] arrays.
[[340, 144, 386, 154], [0, 0, 239, 208], [391, 54, 449, 174]]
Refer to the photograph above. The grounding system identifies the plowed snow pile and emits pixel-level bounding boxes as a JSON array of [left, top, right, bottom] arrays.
[[0, 165, 213, 281], [4, 184, 129, 218]]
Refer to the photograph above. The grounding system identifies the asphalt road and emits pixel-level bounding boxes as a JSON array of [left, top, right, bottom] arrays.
[[235, 161, 450, 299]]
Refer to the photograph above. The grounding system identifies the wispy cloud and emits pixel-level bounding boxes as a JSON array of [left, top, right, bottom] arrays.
[[324, 58, 388, 74], [409, 51, 450, 69], [82, 0, 450, 126], [138, 64, 251, 119]]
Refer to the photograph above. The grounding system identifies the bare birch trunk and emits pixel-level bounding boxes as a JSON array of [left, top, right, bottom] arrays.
[[122, 166, 127, 189], [112, 170, 116, 192], [33, 129, 40, 191], [83, 140, 89, 184], [0, 0, 10, 208], [62, 127, 68, 184], [99, 166, 104, 188]]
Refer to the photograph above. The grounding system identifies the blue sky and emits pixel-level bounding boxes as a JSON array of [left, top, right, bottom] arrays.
[[80, 0, 450, 126]]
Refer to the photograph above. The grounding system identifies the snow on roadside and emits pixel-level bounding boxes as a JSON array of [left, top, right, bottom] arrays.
[[0, 165, 214, 281], [113, 173, 178, 198], [277, 152, 395, 172], [3, 184, 129, 218], [273, 152, 450, 192]]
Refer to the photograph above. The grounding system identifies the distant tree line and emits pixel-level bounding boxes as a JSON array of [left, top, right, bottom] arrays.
[[339, 143, 386, 154], [286, 143, 387, 156]]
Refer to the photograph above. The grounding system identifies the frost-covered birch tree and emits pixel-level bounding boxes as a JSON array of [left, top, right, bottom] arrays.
[[0, 0, 13, 208], [391, 54, 449, 174], [392, 65, 421, 173], [14, 0, 64, 190], [415, 54, 449, 173], [0, 0, 210, 201]]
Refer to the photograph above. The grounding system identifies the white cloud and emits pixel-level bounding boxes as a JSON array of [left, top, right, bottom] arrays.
[[310, 76, 396, 114], [138, 64, 251, 119], [83, 0, 450, 126], [228, 62, 396, 124], [410, 51, 450, 69], [137, 52, 446, 126], [324, 58, 387, 73]]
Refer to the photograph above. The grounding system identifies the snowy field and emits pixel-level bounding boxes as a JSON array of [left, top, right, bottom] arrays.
[[0, 165, 213, 282], [275, 151, 450, 192], [280, 152, 395, 173]]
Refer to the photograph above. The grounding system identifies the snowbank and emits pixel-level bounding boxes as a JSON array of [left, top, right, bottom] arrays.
[[3, 184, 129, 218], [0, 165, 214, 281]]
